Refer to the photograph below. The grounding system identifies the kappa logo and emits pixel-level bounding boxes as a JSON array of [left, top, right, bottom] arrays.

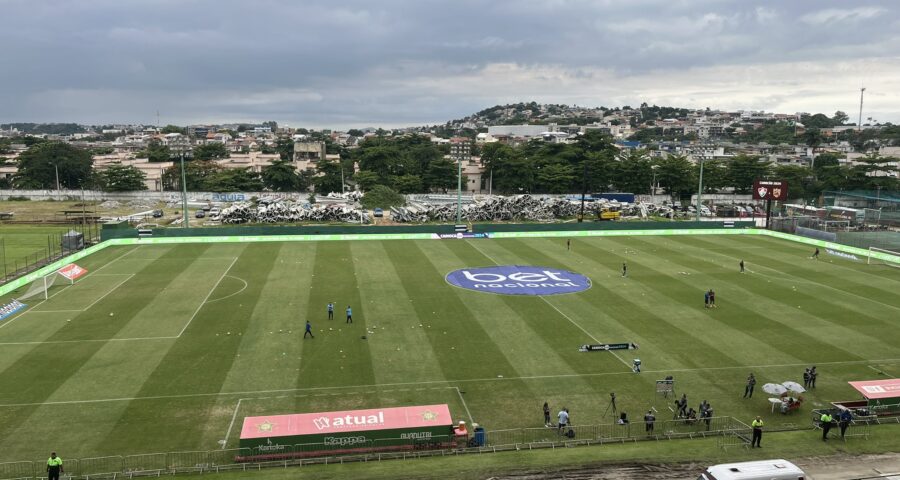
[[446, 266, 591, 296], [757, 187, 768, 198]]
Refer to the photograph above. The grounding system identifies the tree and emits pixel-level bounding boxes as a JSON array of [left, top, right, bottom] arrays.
[[354, 170, 380, 192], [697, 159, 727, 193], [275, 137, 294, 161], [654, 154, 695, 198], [611, 149, 653, 194], [725, 154, 772, 193], [361, 185, 406, 209], [773, 165, 817, 201], [142, 140, 172, 163], [393, 174, 424, 193], [832, 111, 849, 125], [14, 141, 93, 189], [96, 164, 147, 191], [162, 160, 222, 191], [424, 159, 457, 192], [313, 160, 343, 193], [204, 168, 262, 192], [160, 125, 186, 134], [261, 159, 303, 192], [535, 162, 576, 193], [347, 129, 364, 137], [193, 142, 229, 161]]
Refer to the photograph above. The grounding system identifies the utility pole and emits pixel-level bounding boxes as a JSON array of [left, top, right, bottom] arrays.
[[696, 158, 704, 222], [180, 150, 189, 228], [858, 87, 866, 132], [456, 154, 462, 224]]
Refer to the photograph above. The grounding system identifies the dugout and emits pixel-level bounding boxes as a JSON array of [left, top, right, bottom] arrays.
[[238, 404, 454, 460], [832, 379, 900, 417]]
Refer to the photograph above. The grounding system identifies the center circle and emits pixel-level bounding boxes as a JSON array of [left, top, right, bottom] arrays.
[[445, 265, 591, 296]]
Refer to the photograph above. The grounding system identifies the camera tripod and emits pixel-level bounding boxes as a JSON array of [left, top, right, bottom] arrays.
[[603, 393, 618, 418]]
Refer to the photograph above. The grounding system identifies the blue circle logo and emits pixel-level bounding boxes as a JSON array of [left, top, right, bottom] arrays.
[[446, 266, 591, 296]]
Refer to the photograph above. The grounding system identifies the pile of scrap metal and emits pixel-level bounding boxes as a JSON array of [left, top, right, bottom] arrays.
[[391, 195, 638, 222], [217, 200, 369, 224]]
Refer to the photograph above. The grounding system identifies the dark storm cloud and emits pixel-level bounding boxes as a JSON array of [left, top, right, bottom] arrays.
[[1, 0, 898, 127]]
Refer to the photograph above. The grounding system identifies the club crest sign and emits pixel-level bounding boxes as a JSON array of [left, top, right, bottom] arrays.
[[752, 180, 788, 201], [446, 266, 591, 296]]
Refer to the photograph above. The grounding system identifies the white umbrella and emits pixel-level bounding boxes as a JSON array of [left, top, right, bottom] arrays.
[[782, 381, 806, 393], [762, 383, 788, 395]]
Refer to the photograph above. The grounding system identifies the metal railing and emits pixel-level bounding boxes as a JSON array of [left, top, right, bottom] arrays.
[[0, 418, 889, 480]]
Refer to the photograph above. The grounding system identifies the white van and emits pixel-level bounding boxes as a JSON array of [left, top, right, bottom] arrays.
[[698, 459, 807, 480]]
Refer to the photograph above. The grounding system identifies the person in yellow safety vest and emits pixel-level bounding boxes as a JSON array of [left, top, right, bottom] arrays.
[[820, 412, 834, 441], [751, 416, 763, 448], [47, 452, 63, 480]]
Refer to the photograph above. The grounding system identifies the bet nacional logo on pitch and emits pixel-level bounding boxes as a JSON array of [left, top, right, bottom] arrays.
[[446, 266, 591, 296]]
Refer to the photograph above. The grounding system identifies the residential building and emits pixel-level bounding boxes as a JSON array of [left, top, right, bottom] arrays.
[[294, 141, 326, 171]]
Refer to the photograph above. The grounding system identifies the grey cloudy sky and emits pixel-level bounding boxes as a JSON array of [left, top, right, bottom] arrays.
[[2, 0, 899, 128]]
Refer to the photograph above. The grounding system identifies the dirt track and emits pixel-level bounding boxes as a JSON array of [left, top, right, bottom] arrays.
[[487, 453, 900, 479]]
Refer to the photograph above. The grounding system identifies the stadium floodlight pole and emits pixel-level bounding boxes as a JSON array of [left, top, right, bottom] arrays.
[[579, 159, 588, 223], [456, 154, 462, 224], [179, 150, 189, 228], [695, 157, 704, 222]]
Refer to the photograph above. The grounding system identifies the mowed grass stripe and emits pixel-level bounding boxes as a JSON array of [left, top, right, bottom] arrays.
[[0, 244, 211, 444], [382, 240, 541, 428], [381, 241, 525, 381], [500, 239, 797, 368], [728, 235, 900, 301], [441, 239, 631, 375], [294, 241, 377, 391], [677, 236, 900, 323], [420, 240, 594, 378], [606, 236, 862, 364], [350, 241, 446, 385], [478, 237, 787, 406], [203, 243, 317, 449], [95, 243, 283, 455], [662, 236, 900, 355], [487, 237, 779, 368]]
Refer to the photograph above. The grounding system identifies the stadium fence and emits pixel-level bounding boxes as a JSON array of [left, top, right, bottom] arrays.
[[2, 418, 892, 480]]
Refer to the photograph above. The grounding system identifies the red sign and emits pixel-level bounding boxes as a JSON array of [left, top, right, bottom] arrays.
[[752, 180, 788, 201], [848, 379, 900, 400], [240, 404, 452, 439], [57, 263, 88, 281]]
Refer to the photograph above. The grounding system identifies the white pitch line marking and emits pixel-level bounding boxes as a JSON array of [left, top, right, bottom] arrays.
[[0, 246, 141, 330], [455, 386, 473, 424], [0, 336, 176, 346], [177, 257, 238, 337], [204, 275, 248, 304], [3, 358, 896, 408], [221, 398, 243, 449]]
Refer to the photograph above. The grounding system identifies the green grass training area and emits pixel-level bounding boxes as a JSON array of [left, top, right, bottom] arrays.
[[0, 232, 898, 465]]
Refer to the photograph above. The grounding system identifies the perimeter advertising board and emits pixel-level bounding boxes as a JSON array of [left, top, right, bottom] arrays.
[[239, 404, 453, 457]]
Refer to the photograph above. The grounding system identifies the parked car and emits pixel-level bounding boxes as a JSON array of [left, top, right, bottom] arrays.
[[152, 210, 163, 218], [373, 208, 384, 217], [195, 210, 206, 218]]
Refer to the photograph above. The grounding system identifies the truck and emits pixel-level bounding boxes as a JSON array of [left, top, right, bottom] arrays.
[[698, 459, 807, 480]]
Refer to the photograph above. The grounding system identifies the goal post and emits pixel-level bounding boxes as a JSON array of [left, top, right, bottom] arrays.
[[867, 246, 900, 267], [16, 270, 74, 301]]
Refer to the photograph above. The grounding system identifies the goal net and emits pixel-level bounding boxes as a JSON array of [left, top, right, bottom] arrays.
[[867, 246, 900, 268], [16, 270, 74, 301]]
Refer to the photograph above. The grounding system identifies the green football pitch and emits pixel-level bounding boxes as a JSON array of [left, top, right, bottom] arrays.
[[0, 234, 898, 461]]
